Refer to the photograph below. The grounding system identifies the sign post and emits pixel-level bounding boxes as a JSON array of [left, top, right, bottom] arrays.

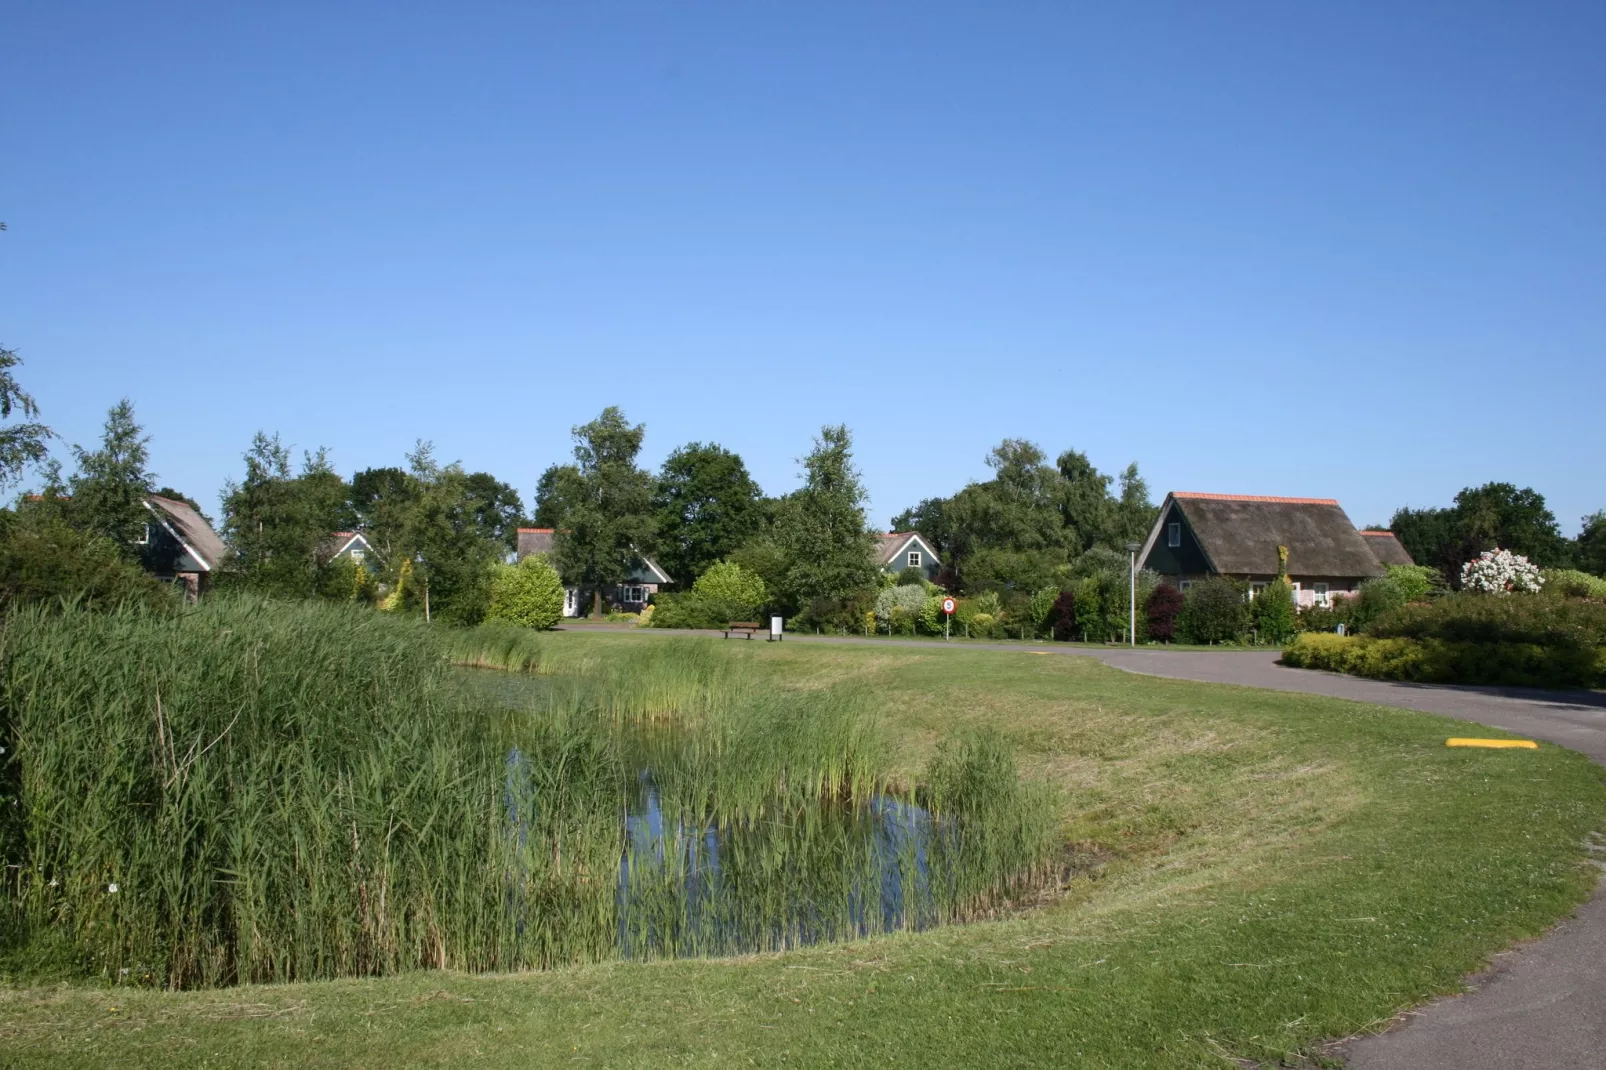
[[941, 597, 956, 641]]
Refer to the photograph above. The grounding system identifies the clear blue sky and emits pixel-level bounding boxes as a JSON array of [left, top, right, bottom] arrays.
[[4, 3, 1602, 532]]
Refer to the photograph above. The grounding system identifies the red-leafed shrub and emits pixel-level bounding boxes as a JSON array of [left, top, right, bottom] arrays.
[[1050, 590, 1077, 641], [1146, 584, 1185, 641]]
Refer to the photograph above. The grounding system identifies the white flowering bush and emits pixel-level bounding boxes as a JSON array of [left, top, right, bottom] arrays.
[[1460, 548, 1544, 594], [874, 583, 929, 629]]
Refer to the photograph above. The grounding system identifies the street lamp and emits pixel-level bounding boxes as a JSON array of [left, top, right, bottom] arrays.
[[415, 552, 430, 624], [1125, 541, 1141, 647]]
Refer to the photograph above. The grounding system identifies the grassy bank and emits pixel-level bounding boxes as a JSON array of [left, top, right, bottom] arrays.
[[2, 628, 1603, 1067]]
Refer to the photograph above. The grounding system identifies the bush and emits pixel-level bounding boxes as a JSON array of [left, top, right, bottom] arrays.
[[0, 510, 170, 611], [1049, 590, 1077, 641], [1178, 577, 1248, 644], [1369, 591, 1606, 649], [649, 591, 726, 630], [1544, 568, 1606, 600], [895, 566, 928, 587], [1145, 584, 1184, 641], [1027, 586, 1058, 638], [1251, 579, 1297, 644], [1385, 564, 1442, 602], [1350, 577, 1406, 632], [874, 584, 929, 632], [316, 557, 377, 605], [1282, 631, 1605, 690], [1295, 597, 1353, 633], [485, 555, 566, 629], [692, 560, 769, 621], [1461, 548, 1543, 594]]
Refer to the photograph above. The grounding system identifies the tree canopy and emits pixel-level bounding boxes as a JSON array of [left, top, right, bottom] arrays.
[[653, 442, 763, 586], [68, 400, 155, 556], [547, 407, 657, 605], [0, 347, 53, 490]]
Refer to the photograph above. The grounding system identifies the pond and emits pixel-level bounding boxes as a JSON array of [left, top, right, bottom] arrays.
[[504, 750, 952, 959]]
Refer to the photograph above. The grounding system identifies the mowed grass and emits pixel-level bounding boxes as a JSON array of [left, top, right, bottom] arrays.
[[3, 633, 1602, 1068]]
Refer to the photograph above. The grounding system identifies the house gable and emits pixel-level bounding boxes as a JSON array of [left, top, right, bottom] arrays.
[[875, 532, 941, 580], [1139, 492, 1385, 583], [1138, 498, 1213, 576]]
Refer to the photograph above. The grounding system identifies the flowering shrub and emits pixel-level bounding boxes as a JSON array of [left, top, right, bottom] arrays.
[[1460, 549, 1544, 595]]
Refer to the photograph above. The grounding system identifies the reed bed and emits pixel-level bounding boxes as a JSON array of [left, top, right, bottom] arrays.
[[1, 599, 1058, 988]]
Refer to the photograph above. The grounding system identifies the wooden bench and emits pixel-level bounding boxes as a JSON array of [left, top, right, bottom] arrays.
[[723, 621, 762, 640]]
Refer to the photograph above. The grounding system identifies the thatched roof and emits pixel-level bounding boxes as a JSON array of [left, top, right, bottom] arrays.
[[145, 495, 228, 571], [1168, 492, 1385, 579], [1359, 530, 1415, 567]]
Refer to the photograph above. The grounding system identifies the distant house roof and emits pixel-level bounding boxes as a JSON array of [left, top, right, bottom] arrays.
[[1143, 492, 1385, 579], [145, 495, 228, 572], [516, 527, 555, 557], [515, 528, 671, 585], [875, 532, 941, 568], [318, 531, 375, 563], [1359, 530, 1415, 567]]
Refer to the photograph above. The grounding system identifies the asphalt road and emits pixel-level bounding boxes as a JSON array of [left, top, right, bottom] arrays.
[[568, 628, 1606, 1066]]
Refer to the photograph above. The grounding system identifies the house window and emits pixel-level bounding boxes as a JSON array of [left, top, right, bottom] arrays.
[[621, 585, 647, 604], [1249, 581, 1268, 601], [1314, 583, 1329, 608], [349, 548, 364, 562], [1178, 580, 1193, 592], [907, 551, 922, 568], [135, 523, 151, 546], [1167, 523, 1181, 548]]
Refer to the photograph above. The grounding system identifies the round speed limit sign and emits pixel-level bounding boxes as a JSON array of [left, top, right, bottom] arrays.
[[941, 597, 956, 615]]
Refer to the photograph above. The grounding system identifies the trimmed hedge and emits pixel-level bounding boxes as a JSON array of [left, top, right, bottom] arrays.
[[1281, 632, 1606, 689]]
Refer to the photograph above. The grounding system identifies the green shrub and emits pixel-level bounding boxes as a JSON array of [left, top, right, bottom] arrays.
[[1251, 578, 1297, 644], [1295, 598, 1353, 633], [1385, 564, 1443, 602], [649, 591, 726, 629], [1544, 568, 1606, 600], [0, 510, 170, 611], [486, 555, 566, 629], [1178, 577, 1248, 644], [894, 566, 928, 587], [692, 560, 769, 621], [1369, 591, 1606, 648], [1350, 577, 1407, 632], [1282, 630, 1604, 689]]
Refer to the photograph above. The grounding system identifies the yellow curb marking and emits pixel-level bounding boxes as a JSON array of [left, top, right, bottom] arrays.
[[1446, 738, 1539, 749]]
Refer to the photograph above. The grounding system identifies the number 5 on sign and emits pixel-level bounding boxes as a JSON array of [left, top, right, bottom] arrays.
[[941, 597, 956, 640]]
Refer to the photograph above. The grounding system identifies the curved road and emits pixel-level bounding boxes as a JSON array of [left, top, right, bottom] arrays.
[[1081, 648, 1606, 1069]]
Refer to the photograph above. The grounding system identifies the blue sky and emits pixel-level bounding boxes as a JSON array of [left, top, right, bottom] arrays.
[[3, 2, 1602, 532]]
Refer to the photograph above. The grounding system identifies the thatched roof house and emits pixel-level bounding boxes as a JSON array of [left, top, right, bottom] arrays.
[[1138, 492, 1386, 608], [514, 527, 671, 617], [142, 495, 228, 599], [1359, 530, 1415, 566]]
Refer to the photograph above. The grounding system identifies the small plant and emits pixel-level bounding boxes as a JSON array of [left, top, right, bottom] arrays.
[[1461, 548, 1544, 594]]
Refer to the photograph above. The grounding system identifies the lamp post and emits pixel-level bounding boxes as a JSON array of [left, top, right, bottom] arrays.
[[415, 552, 430, 624], [1125, 541, 1140, 647]]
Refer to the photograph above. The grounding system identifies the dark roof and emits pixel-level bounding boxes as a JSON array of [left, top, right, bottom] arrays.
[[516, 528, 555, 558], [1160, 492, 1385, 579], [875, 532, 940, 567], [1359, 530, 1415, 567], [317, 531, 375, 562], [145, 495, 228, 571], [516, 528, 671, 584]]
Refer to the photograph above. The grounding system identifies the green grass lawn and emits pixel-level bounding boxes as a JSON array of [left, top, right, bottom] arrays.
[[4, 634, 1602, 1068]]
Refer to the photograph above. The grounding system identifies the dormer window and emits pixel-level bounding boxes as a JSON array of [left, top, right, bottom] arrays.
[[1167, 523, 1181, 548], [907, 551, 922, 568]]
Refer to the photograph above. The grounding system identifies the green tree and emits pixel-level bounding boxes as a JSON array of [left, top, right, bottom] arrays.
[[1113, 463, 1158, 545], [770, 425, 877, 612], [394, 441, 504, 625], [0, 347, 53, 489], [1453, 483, 1567, 567], [68, 399, 155, 555], [1056, 449, 1115, 551], [221, 434, 348, 597], [691, 559, 769, 621], [349, 466, 416, 560], [548, 408, 657, 615], [1576, 511, 1606, 578], [1178, 577, 1249, 644], [0, 506, 168, 610], [653, 442, 763, 586], [486, 555, 566, 629], [463, 471, 525, 551]]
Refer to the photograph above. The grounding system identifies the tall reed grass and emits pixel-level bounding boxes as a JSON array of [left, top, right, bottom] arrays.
[[1, 598, 1057, 987]]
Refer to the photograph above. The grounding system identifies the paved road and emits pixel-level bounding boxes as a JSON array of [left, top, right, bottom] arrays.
[[571, 629, 1606, 1065], [1043, 647, 1606, 1070]]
